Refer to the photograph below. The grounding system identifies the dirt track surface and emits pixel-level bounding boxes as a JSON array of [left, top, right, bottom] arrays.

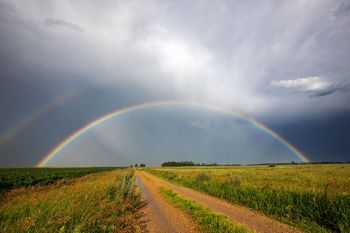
[[135, 173, 202, 233], [136, 171, 303, 233]]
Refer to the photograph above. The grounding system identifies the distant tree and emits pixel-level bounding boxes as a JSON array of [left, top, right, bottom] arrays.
[[139, 163, 146, 167], [161, 161, 195, 167], [134, 163, 138, 167]]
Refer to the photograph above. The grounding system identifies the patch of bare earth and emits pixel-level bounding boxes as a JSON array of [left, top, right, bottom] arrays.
[[137, 171, 304, 233]]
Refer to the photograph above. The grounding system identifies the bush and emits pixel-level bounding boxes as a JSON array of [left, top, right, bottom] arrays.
[[226, 174, 241, 186], [196, 172, 212, 182], [165, 172, 177, 180]]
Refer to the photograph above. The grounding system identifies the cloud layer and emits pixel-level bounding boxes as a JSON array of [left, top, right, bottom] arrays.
[[45, 18, 84, 32], [1, 0, 350, 121]]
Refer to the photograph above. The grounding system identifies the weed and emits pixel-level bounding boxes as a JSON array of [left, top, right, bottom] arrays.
[[226, 174, 241, 186], [164, 171, 177, 180]]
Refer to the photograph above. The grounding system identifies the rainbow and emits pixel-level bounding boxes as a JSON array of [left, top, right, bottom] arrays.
[[37, 100, 310, 167], [0, 85, 89, 150]]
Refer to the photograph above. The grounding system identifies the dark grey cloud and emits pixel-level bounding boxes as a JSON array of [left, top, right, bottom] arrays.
[[310, 84, 349, 97], [333, 0, 350, 16], [45, 18, 84, 32]]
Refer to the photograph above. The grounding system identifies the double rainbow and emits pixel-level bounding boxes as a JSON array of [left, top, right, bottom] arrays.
[[37, 100, 310, 167], [0, 85, 89, 150]]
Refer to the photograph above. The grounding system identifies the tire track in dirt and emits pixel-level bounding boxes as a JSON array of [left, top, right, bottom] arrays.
[[137, 171, 303, 233]]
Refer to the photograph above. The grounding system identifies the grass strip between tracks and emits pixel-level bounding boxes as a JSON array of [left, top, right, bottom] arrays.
[[159, 187, 254, 233]]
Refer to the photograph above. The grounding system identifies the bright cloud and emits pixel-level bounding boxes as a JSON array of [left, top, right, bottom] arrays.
[[270, 76, 349, 98], [271, 77, 331, 91]]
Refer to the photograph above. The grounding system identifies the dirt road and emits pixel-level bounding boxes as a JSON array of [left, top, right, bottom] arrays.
[[135, 173, 202, 233], [136, 171, 303, 233]]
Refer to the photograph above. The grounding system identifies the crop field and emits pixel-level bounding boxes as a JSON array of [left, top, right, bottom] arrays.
[[1, 165, 348, 233], [148, 164, 350, 233], [0, 167, 119, 191], [0, 168, 145, 233]]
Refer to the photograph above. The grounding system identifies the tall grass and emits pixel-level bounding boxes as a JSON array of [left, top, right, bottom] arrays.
[[152, 164, 350, 195], [150, 168, 350, 233], [0, 169, 146, 233]]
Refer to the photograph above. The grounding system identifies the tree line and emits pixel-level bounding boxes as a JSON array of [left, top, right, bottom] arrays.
[[161, 161, 241, 167]]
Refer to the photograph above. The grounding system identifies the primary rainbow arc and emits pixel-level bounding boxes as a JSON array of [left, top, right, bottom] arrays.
[[37, 100, 310, 167]]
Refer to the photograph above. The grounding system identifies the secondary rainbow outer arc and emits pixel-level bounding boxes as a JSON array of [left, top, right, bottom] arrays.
[[0, 86, 89, 149], [37, 100, 310, 167]]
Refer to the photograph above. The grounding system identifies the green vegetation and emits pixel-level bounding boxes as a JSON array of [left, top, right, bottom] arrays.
[[161, 161, 241, 167], [0, 169, 145, 233], [0, 167, 120, 191], [162, 161, 197, 167], [149, 164, 350, 233], [159, 187, 252, 233], [161, 161, 242, 167], [195, 172, 212, 182]]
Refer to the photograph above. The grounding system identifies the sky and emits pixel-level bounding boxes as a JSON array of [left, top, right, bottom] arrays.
[[0, 0, 349, 166]]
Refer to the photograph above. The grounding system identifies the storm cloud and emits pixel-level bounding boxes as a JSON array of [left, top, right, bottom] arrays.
[[0, 0, 349, 120], [1, 0, 350, 165]]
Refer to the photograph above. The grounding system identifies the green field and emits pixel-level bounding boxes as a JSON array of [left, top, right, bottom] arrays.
[[0, 168, 144, 232], [0, 167, 120, 191], [1, 165, 348, 232], [148, 164, 350, 233]]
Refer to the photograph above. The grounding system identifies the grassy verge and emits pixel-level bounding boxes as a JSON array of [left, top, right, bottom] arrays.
[[150, 169, 349, 233], [159, 187, 253, 233], [0, 169, 146, 233]]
